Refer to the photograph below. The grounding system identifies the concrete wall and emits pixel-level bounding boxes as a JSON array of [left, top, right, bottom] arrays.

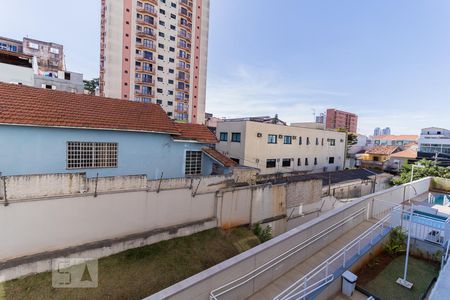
[[0, 63, 34, 85], [147, 177, 432, 300], [0, 125, 214, 179], [34, 71, 84, 94]]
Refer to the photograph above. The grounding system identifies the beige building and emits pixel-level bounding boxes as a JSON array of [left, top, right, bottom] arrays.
[[100, 0, 210, 124], [216, 120, 347, 174]]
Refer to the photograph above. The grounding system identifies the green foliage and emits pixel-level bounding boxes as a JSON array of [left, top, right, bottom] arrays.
[[337, 128, 358, 146], [384, 226, 407, 256], [83, 78, 99, 95], [252, 223, 273, 243], [391, 159, 450, 185]]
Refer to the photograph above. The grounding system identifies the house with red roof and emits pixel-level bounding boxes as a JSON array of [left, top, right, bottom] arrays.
[[0, 83, 234, 178]]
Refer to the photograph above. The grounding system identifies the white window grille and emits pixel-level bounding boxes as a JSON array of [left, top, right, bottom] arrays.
[[67, 142, 118, 169], [185, 151, 202, 175]]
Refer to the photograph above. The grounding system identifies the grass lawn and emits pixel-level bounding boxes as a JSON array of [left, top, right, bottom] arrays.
[[0, 227, 259, 300], [360, 254, 439, 300]]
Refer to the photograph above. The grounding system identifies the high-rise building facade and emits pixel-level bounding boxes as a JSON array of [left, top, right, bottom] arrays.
[[373, 127, 381, 136], [382, 127, 391, 135], [100, 0, 210, 124], [325, 108, 358, 133]]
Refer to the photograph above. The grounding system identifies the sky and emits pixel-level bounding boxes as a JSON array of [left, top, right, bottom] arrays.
[[1, 0, 449, 135]]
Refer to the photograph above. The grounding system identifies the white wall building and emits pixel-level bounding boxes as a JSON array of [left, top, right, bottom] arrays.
[[216, 121, 347, 175], [419, 127, 450, 155]]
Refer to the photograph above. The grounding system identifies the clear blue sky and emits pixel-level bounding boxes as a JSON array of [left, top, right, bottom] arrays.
[[1, 0, 449, 135]]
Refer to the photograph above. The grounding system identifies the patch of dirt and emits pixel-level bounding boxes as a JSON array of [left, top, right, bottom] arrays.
[[356, 252, 398, 286]]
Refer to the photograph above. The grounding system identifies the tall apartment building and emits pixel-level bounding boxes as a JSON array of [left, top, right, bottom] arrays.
[[381, 127, 391, 135], [373, 127, 381, 137], [325, 108, 358, 133], [100, 0, 210, 124]]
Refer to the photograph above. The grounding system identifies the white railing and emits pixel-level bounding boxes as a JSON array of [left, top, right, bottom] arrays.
[[401, 210, 449, 246], [372, 199, 402, 220], [428, 193, 435, 204], [209, 207, 366, 300], [273, 212, 396, 300]]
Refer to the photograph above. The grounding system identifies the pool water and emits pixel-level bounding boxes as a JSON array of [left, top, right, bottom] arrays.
[[403, 210, 447, 229], [433, 194, 450, 206]]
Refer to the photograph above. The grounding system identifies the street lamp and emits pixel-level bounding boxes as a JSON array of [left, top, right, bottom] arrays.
[[410, 164, 424, 182], [397, 204, 415, 289]]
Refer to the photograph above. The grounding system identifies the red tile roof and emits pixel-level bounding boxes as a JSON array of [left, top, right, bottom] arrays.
[[0, 82, 180, 134], [374, 135, 418, 141], [365, 145, 399, 155], [390, 148, 417, 159], [202, 148, 238, 167], [174, 123, 218, 143]]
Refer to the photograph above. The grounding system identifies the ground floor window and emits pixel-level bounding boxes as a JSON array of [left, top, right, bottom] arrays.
[[266, 159, 276, 168], [185, 151, 202, 175], [282, 158, 291, 167], [67, 141, 118, 169]]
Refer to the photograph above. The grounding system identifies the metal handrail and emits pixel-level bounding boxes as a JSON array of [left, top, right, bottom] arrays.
[[209, 207, 366, 299], [274, 212, 395, 300]]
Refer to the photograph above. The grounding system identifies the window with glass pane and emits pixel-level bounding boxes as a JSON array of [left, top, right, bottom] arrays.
[[268, 134, 277, 144], [219, 132, 228, 141], [266, 159, 276, 168], [231, 133, 241, 142], [185, 151, 202, 175], [67, 142, 117, 169], [283, 136, 292, 144]]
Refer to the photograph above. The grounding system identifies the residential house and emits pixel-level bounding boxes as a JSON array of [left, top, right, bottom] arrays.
[[356, 145, 401, 170], [0, 83, 233, 179], [417, 127, 450, 166], [386, 148, 418, 172], [215, 119, 346, 175]]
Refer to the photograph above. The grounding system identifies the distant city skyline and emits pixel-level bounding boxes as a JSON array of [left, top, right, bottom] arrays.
[[1, 0, 449, 135]]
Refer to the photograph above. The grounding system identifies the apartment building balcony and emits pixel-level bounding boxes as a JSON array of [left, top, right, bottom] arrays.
[[176, 86, 190, 93], [179, 0, 193, 9], [136, 41, 156, 51], [136, 19, 157, 29], [135, 78, 155, 86], [175, 107, 189, 114], [135, 91, 155, 98], [137, 7, 157, 17], [136, 30, 156, 40], [136, 54, 156, 64], [177, 42, 191, 52], [135, 66, 155, 75], [176, 75, 190, 83], [179, 21, 192, 32], [179, 8, 193, 20], [177, 30, 192, 41], [177, 54, 191, 62], [142, 0, 158, 5], [176, 62, 190, 72]]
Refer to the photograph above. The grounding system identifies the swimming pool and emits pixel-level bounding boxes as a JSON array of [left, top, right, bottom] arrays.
[[433, 194, 450, 206], [403, 210, 447, 229]]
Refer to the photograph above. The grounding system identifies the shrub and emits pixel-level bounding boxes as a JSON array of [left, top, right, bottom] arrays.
[[252, 223, 273, 243], [384, 226, 407, 256]]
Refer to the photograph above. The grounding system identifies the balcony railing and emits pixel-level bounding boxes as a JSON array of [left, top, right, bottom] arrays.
[[178, 30, 192, 41], [135, 78, 155, 86], [179, 21, 192, 32], [136, 54, 156, 63], [135, 91, 155, 98], [135, 66, 155, 74], [176, 62, 190, 71], [177, 54, 191, 62], [136, 41, 156, 51], [177, 42, 191, 51], [176, 75, 190, 82], [179, 0, 193, 9], [137, 18, 156, 28], [179, 8, 192, 19], [136, 30, 156, 40], [142, 0, 158, 5], [137, 7, 157, 17]]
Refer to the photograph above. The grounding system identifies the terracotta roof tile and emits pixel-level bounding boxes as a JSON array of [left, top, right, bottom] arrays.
[[390, 148, 417, 159], [202, 148, 238, 167], [365, 145, 399, 155], [0, 82, 179, 135], [174, 123, 218, 144]]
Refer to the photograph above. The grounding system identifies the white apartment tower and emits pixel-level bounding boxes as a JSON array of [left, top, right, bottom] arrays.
[[100, 0, 209, 123]]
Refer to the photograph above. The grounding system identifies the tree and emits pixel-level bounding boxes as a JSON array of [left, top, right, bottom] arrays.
[[337, 128, 358, 146], [83, 78, 99, 95], [391, 159, 450, 185]]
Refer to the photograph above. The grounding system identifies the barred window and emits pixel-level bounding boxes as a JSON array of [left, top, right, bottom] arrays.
[[185, 151, 202, 175], [67, 142, 118, 169]]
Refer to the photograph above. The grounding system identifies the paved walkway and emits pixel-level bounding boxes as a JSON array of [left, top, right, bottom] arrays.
[[248, 220, 378, 300]]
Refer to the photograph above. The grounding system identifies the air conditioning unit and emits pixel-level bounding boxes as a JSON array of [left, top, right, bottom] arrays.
[[255, 159, 260, 163], [293, 136, 297, 140], [278, 135, 283, 139], [257, 133, 262, 137]]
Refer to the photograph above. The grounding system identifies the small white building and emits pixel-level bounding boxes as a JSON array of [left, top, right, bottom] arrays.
[[419, 127, 450, 155], [216, 120, 347, 175]]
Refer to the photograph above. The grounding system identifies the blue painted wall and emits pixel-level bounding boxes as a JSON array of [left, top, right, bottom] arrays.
[[0, 125, 216, 179]]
